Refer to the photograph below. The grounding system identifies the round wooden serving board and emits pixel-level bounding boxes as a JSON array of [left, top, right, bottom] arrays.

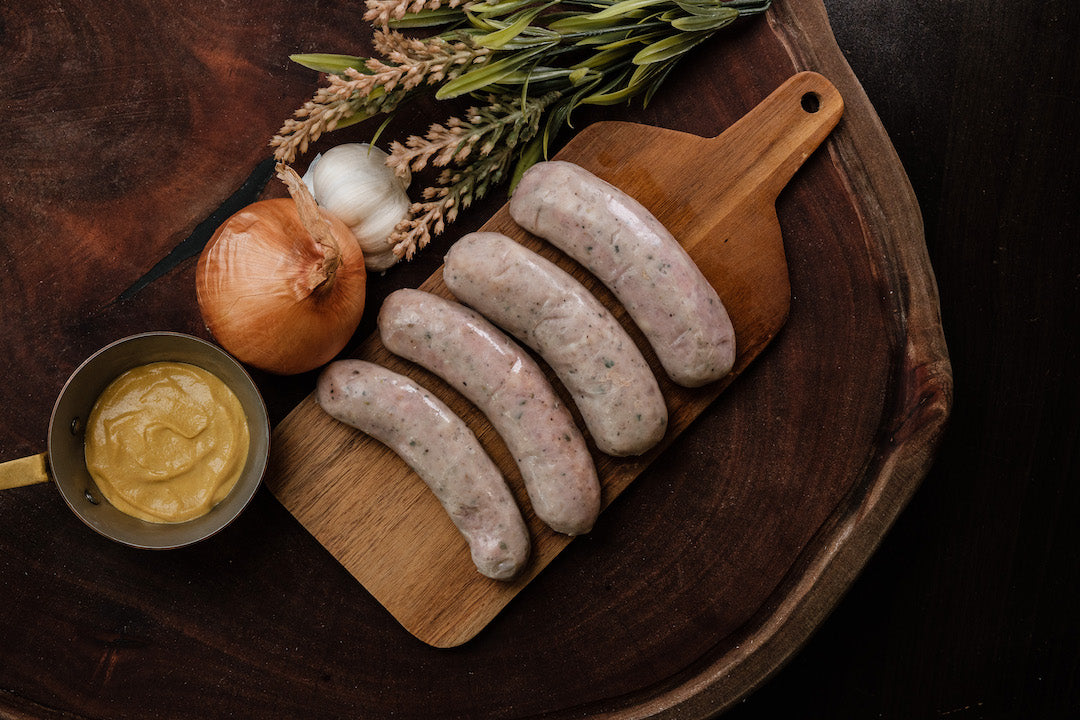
[[0, 1, 951, 718]]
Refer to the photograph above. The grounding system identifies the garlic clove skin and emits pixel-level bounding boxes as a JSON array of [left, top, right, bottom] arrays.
[[305, 143, 411, 271], [363, 246, 402, 272], [300, 154, 323, 195]]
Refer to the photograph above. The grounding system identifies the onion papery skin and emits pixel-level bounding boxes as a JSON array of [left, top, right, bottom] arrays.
[[196, 198, 367, 375]]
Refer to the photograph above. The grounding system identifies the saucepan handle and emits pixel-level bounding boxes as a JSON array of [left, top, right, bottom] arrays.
[[0, 453, 50, 490]]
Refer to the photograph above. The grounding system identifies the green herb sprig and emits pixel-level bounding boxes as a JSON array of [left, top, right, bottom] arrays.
[[272, 0, 771, 261]]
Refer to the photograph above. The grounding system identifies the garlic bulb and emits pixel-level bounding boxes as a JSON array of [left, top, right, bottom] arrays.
[[303, 143, 411, 271]]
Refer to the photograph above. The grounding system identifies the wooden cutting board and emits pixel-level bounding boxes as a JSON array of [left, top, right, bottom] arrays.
[[267, 71, 843, 647]]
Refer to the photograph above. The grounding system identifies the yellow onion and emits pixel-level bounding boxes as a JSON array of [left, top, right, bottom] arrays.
[[196, 164, 367, 375]]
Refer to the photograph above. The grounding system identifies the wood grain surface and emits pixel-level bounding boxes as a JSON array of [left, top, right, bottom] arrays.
[[0, 0, 973, 718]]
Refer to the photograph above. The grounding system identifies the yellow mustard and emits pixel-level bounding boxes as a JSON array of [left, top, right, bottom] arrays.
[[84, 362, 249, 524]]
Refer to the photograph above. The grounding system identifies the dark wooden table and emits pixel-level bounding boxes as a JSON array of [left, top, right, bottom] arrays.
[[0, 1, 1075, 718]]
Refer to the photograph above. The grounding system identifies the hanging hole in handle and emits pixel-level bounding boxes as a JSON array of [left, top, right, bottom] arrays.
[[801, 92, 821, 113]]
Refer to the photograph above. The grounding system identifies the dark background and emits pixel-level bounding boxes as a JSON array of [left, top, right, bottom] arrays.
[[730, 1, 1079, 718]]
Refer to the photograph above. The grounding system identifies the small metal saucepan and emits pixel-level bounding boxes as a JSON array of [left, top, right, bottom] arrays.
[[0, 332, 270, 549]]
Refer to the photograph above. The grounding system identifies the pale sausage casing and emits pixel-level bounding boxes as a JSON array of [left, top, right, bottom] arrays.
[[316, 359, 530, 581], [379, 289, 601, 536], [444, 231, 667, 457], [509, 160, 736, 388]]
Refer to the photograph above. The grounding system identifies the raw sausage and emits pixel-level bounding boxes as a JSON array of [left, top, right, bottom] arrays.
[[317, 359, 530, 581], [509, 160, 735, 387], [443, 232, 667, 457], [379, 289, 600, 536]]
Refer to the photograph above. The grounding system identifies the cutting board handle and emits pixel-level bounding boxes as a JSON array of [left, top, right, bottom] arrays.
[[705, 71, 844, 205]]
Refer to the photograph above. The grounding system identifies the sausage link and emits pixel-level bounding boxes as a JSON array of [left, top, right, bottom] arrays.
[[379, 289, 601, 535], [443, 232, 667, 457], [509, 160, 736, 387], [317, 359, 530, 581]]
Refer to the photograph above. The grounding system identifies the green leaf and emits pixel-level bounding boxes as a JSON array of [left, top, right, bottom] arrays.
[[290, 53, 368, 75], [561, 19, 669, 46], [326, 86, 396, 130], [388, 8, 466, 28], [498, 66, 595, 85], [670, 6, 738, 31], [509, 30, 566, 49], [579, 61, 663, 104], [579, 80, 642, 105], [568, 66, 593, 84], [672, 0, 730, 17], [509, 135, 544, 192], [330, 112, 370, 131], [368, 112, 397, 146], [540, 95, 577, 154], [719, 0, 772, 13], [469, 0, 546, 18], [436, 48, 545, 99], [594, 29, 666, 50], [570, 45, 636, 70], [462, 26, 561, 51], [548, 9, 657, 34], [632, 30, 711, 64], [583, 0, 669, 21], [465, 11, 500, 31], [642, 59, 677, 105], [475, 5, 551, 49]]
